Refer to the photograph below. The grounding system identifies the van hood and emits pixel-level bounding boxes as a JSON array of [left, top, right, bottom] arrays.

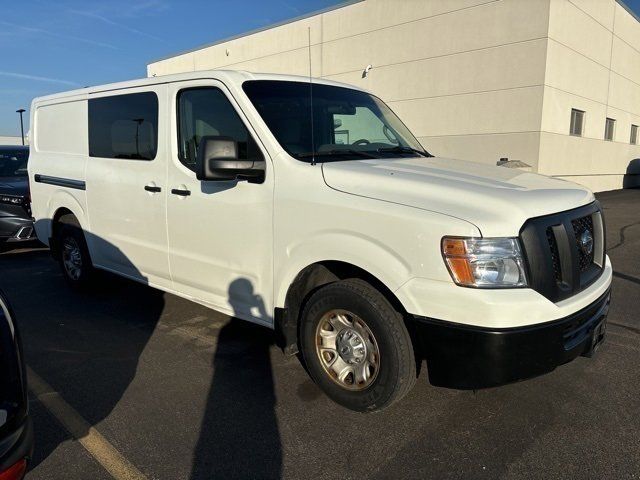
[[321, 156, 594, 237]]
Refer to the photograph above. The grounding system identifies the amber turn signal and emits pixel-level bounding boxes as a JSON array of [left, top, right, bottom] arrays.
[[441, 238, 474, 285]]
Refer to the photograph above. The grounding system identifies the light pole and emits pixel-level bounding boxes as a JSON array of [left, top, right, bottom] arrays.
[[16, 109, 25, 145]]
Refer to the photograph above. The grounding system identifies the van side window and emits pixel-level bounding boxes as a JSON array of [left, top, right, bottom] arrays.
[[89, 92, 158, 160], [177, 87, 262, 171]]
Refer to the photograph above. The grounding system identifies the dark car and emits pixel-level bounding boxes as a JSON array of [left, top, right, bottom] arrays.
[[0, 146, 34, 249], [0, 290, 32, 479]]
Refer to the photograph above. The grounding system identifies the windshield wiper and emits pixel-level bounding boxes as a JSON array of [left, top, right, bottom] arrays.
[[298, 149, 379, 160], [377, 146, 432, 157]]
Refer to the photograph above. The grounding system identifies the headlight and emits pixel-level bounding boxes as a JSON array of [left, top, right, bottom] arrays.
[[441, 237, 528, 288]]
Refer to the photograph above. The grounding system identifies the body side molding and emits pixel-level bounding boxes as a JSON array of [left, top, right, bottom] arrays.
[[33, 174, 86, 191]]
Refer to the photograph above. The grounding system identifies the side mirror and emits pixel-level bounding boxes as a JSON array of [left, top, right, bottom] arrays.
[[195, 136, 265, 183]]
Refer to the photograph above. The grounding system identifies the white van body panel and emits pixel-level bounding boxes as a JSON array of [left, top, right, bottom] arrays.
[[165, 79, 275, 324], [321, 156, 595, 237], [270, 153, 480, 309], [28, 70, 611, 332], [84, 84, 171, 289], [30, 95, 88, 244]]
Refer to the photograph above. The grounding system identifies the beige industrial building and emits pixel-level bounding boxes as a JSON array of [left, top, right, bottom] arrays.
[[0, 136, 25, 146], [148, 0, 640, 192]]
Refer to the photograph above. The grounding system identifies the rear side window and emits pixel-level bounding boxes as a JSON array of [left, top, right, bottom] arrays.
[[89, 92, 158, 160]]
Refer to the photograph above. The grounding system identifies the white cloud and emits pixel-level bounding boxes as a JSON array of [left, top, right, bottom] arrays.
[[0, 71, 79, 87], [69, 9, 167, 43], [0, 20, 118, 50]]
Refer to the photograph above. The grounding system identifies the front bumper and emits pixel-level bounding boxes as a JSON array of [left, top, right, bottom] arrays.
[[0, 216, 35, 243], [414, 289, 610, 389]]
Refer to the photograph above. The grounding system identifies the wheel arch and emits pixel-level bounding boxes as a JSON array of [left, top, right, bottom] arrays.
[[275, 260, 409, 355], [48, 206, 84, 259], [33, 190, 87, 249]]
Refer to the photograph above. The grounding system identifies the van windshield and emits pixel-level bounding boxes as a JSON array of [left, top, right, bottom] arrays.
[[0, 148, 28, 177], [242, 80, 429, 162]]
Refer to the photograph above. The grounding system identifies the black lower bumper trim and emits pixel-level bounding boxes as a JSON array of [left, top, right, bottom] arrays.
[[413, 289, 611, 390], [0, 217, 33, 240]]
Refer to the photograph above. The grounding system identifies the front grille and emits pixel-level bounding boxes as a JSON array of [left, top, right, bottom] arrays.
[[546, 227, 562, 282], [572, 215, 594, 271], [520, 202, 605, 302]]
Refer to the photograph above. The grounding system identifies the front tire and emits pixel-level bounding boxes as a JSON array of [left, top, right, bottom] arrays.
[[56, 218, 95, 289], [300, 279, 416, 412]]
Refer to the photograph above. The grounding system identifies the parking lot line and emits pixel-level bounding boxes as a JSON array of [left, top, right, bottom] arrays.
[[27, 367, 148, 480]]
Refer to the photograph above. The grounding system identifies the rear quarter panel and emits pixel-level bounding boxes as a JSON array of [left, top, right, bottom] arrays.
[[29, 95, 89, 242]]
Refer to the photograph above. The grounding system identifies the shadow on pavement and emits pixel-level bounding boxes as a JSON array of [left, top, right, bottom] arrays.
[[1, 234, 283, 478], [190, 278, 282, 479], [0, 240, 165, 472]]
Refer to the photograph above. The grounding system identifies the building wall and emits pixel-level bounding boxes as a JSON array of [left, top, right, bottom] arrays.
[[147, 0, 640, 191], [539, 0, 640, 190], [0, 136, 25, 146], [148, 0, 551, 170]]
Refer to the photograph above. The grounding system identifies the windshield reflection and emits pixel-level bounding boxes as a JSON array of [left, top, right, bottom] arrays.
[[243, 80, 429, 162]]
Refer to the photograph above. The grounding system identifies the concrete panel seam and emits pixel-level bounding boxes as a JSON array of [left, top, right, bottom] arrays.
[[547, 37, 640, 91], [606, 8, 617, 117], [178, 0, 513, 78], [316, 0, 501, 47], [543, 83, 640, 117], [322, 36, 548, 79], [540, 128, 640, 144], [148, 0, 365, 64], [150, 0, 507, 73], [419, 131, 542, 138], [386, 84, 544, 104], [566, 0, 616, 32]]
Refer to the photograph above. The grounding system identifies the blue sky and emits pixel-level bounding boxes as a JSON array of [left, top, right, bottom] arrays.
[[1, 0, 640, 136], [0, 0, 341, 136]]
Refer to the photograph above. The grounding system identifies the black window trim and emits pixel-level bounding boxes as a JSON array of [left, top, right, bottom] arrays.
[[569, 108, 585, 137], [604, 117, 616, 142], [88, 90, 160, 162], [175, 85, 265, 172]]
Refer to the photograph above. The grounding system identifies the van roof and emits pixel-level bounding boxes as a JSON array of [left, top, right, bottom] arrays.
[[32, 70, 366, 103]]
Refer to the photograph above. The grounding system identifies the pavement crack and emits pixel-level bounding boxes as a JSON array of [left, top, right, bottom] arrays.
[[608, 321, 640, 335], [607, 221, 640, 253]]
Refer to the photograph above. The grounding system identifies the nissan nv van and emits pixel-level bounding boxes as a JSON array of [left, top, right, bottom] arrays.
[[28, 71, 612, 411]]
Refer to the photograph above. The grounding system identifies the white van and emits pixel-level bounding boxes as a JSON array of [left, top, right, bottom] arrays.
[[28, 71, 612, 411]]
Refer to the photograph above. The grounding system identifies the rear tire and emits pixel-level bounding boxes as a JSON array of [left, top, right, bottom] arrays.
[[56, 217, 95, 289], [300, 279, 416, 412]]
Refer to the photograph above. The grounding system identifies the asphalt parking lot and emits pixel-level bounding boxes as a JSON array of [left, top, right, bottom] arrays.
[[1, 189, 639, 480]]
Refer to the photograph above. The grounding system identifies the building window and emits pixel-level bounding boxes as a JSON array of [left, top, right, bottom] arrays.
[[604, 117, 616, 141], [631, 124, 638, 145], [89, 92, 159, 160], [570, 109, 585, 136]]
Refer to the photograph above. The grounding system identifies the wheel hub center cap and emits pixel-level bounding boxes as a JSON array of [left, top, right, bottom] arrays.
[[336, 328, 367, 365]]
